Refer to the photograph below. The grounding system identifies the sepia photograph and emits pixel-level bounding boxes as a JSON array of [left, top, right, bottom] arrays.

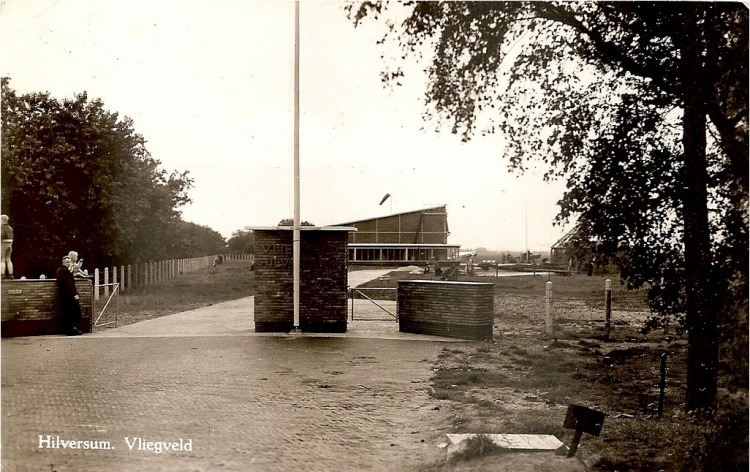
[[1, 1, 747, 471]]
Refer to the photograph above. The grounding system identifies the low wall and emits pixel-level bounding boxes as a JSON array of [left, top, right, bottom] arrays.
[[1, 279, 93, 337], [397, 280, 494, 341]]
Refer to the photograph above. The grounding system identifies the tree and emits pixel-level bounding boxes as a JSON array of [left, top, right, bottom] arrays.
[[349, 2, 748, 412], [227, 229, 255, 254], [1, 79, 193, 275], [169, 221, 226, 258], [277, 219, 314, 226]]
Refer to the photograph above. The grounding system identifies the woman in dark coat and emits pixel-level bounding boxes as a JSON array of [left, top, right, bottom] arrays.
[[56, 256, 82, 336]]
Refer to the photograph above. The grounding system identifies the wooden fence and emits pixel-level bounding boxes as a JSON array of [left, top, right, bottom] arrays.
[[91, 253, 252, 301]]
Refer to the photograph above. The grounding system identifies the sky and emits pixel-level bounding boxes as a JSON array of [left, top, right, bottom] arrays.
[[1, 0, 573, 253]]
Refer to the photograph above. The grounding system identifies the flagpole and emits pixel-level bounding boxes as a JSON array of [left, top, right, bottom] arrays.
[[292, 0, 301, 332]]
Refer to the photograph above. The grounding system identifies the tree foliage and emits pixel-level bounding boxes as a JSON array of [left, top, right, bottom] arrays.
[[0, 79, 218, 276], [277, 219, 314, 226], [227, 229, 255, 254], [349, 1, 748, 412]]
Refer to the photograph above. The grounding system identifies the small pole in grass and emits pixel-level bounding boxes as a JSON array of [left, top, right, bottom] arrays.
[[545, 280, 553, 335], [658, 352, 667, 417], [604, 279, 612, 340]]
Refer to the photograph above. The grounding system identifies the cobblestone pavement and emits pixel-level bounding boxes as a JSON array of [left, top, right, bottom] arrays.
[[2, 335, 453, 471]]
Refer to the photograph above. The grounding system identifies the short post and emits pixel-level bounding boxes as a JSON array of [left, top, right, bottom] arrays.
[[94, 269, 100, 301], [658, 352, 667, 417], [112, 266, 118, 292], [104, 267, 110, 297], [545, 280, 553, 335], [604, 279, 612, 340], [127, 264, 132, 290], [120, 266, 125, 292]]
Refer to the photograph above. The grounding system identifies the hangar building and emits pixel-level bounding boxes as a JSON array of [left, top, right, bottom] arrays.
[[337, 205, 460, 266]]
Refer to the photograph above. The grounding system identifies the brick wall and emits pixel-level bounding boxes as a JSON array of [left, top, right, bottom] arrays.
[[397, 280, 494, 341], [254, 229, 349, 332], [1, 279, 93, 337]]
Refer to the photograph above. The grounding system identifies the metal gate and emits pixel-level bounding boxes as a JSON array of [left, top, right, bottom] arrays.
[[349, 287, 398, 321], [93, 282, 119, 329]]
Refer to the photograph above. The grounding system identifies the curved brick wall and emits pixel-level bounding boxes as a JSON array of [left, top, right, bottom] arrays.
[[397, 280, 494, 341]]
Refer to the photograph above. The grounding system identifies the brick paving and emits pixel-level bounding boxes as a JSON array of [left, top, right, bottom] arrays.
[[2, 335, 451, 471], [2, 269, 586, 472]]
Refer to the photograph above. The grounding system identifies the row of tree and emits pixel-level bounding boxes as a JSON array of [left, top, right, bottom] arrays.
[[224, 220, 315, 255], [349, 1, 747, 416], [1, 78, 228, 277]]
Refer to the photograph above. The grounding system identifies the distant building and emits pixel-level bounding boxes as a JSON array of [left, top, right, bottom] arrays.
[[551, 226, 619, 275], [550, 228, 578, 266], [337, 205, 460, 265]]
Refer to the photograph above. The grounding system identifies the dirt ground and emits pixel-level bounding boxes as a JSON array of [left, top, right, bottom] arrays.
[[421, 278, 747, 471]]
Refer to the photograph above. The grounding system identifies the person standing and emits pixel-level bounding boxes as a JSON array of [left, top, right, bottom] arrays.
[[1, 214, 13, 279], [56, 255, 82, 336]]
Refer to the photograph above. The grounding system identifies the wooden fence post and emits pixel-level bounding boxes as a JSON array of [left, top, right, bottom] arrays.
[[104, 267, 110, 297], [94, 268, 100, 301]]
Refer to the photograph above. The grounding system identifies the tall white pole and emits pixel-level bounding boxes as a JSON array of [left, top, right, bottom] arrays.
[[292, 0, 301, 331]]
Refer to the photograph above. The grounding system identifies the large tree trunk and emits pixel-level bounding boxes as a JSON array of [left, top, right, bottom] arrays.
[[681, 8, 718, 412]]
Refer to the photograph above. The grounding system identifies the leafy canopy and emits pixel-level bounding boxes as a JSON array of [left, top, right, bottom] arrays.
[[1, 78, 225, 276]]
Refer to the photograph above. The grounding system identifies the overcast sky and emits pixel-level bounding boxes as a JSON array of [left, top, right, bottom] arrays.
[[1, 0, 573, 253]]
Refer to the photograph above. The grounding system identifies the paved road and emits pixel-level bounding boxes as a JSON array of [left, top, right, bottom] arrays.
[[1, 268, 586, 472], [347, 269, 394, 288], [2, 267, 457, 472], [2, 335, 450, 472]]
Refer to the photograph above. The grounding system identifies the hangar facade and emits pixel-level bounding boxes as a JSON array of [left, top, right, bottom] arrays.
[[337, 205, 460, 265]]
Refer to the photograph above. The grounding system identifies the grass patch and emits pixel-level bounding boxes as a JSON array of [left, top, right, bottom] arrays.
[[448, 435, 508, 464], [94, 259, 255, 327], [425, 288, 746, 471]]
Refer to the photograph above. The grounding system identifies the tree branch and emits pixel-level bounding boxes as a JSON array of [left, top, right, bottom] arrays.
[[531, 3, 679, 97]]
